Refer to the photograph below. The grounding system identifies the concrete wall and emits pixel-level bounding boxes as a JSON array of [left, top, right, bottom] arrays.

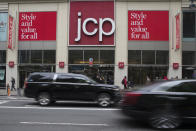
[[56, 2, 69, 73], [6, 4, 18, 89], [115, 2, 128, 89], [168, 1, 182, 79]]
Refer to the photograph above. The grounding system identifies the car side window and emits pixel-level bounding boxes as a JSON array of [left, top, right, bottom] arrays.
[[56, 75, 74, 83], [73, 76, 88, 83], [56, 75, 89, 83], [28, 74, 53, 82], [167, 82, 196, 93]]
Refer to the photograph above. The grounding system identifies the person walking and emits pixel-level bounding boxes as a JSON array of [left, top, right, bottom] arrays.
[[122, 76, 128, 89], [11, 77, 16, 91]]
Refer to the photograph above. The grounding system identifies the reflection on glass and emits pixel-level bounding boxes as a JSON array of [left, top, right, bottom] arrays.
[[84, 50, 99, 64], [100, 50, 114, 64], [31, 50, 42, 63], [182, 51, 195, 65], [128, 50, 141, 64], [156, 51, 168, 64], [18, 50, 30, 64], [69, 50, 83, 64], [183, 12, 195, 38], [0, 50, 6, 63], [43, 50, 56, 64], [142, 50, 155, 64]]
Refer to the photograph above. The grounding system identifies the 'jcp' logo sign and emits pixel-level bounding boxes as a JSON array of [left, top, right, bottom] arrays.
[[75, 12, 115, 42], [69, 1, 115, 46]]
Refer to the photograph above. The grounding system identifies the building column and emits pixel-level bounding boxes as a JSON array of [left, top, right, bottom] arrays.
[[56, 3, 68, 73], [115, 2, 128, 89], [168, 1, 182, 79], [6, 4, 19, 91]]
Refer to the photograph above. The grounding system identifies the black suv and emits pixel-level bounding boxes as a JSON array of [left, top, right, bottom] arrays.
[[24, 72, 121, 107]]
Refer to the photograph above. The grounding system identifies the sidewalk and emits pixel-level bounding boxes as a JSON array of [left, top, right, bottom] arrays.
[[0, 88, 23, 96]]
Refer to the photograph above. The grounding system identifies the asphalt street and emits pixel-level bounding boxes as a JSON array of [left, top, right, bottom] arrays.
[[0, 96, 196, 131]]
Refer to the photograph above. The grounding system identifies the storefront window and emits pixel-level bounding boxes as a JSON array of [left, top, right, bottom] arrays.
[[182, 51, 195, 65], [156, 51, 169, 65], [142, 51, 155, 64], [128, 66, 168, 85], [69, 50, 83, 64], [68, 49, 115, 84], [0, 50, 6, 63], [128, 50, 141, 64], [183, 12, 195, 38], [18, 50, 30, 64], [100, 50, 114, 64], [43, 50, 56, 64], [69, 65, 114, 84], [31, 50, 42, 63], [84, 50, 99, 64], [0, 66, 6, 88]]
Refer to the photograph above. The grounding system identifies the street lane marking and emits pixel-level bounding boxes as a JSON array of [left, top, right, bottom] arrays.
[[0, 100, 8, 104], [0, 106, 120, 111], [20, 122, 109, 127]]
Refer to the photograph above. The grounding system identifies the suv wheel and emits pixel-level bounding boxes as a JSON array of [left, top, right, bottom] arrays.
[[37, 92, 51, 106], [97, 93, 111, 107], [149, 110, 181, 129]]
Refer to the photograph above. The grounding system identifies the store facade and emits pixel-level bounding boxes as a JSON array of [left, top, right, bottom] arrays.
[[0, 0, 195, 89]]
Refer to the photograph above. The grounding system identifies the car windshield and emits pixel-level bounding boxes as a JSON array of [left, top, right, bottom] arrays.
[[150, 81, 181, 92], [132, 82, 163, 92], [132, 81, 181, 92]]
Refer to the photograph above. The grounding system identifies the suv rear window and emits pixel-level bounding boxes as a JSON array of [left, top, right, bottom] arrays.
[[28, 73, 54, 82]]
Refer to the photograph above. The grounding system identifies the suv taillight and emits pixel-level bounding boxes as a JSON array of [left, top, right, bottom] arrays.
[[123, 92, 142, 105]]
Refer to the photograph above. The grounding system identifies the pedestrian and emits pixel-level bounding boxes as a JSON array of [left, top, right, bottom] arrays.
[[163, 76, 168, 80], [121, 76, 128, 89], [146, 75, 151, 84], [128, 81, 134, 88], [11, 77, 16, 91], [175, 76, 179, 80]]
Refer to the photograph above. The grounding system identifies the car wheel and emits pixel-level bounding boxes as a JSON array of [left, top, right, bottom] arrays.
[[37, 92, 51, 106], [97, 93, 111, 107], [149, 110, 181, 129]]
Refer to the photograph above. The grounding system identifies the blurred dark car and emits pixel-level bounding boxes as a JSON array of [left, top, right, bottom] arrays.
[[121, 80, 196, 129], [24, 72, 121, 107]]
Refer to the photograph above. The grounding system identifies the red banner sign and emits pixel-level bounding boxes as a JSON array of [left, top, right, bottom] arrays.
[[128, 11, 169, 41], [69, 1, 115, 46], [176, 13, 180, 49], [19, 12, 56, 41], [8, 15, 13, 49]]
